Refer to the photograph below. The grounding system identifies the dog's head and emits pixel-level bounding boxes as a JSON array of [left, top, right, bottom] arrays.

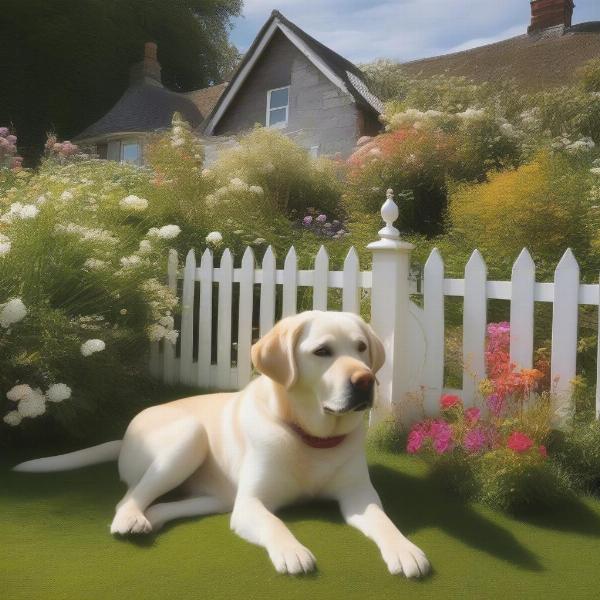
[[251, 311, 385, 435]]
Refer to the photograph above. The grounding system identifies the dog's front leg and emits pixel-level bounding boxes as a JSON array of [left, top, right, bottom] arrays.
[[336, 482, 430, 578], [231, 495, 316, 575]]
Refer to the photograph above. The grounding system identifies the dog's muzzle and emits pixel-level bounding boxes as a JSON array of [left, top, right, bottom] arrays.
[[324, 372, 375, 414]]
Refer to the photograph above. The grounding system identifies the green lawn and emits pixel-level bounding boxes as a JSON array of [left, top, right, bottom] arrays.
[[1, 447, 599, 600]]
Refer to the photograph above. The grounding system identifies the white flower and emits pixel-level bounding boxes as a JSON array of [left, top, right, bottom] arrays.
[[147, 323, 167, 342], [201, 168, 212, 177], [20, 204, 39, 219], [252, 238, 267, 245], [0, 233, 11, 256], [0, 298, 27, 328], [84, 258, 108, 270], [3, 410, 22, 426], [229, 177, 248, 191], [138, 239, 152, 254], [148, 225, 181, 240], [119, 195, 148, 211], [158, 315, 175, 329], [36, 195, 47, 205], [205, 231, 223, 245], [1, 202, 39, 222], [171, 137, 185, 148], [61, 191, 74, 201], [164, 329, 179, 345], [119, 308, 128, 315], [6, 384, 33, 402], [18, 389, 46, 418], [80, 338, 106, 357], [249, 185, 263, 195], [590, 168, 600, 176], [120, 255, 141, 268], [172, 126, 184, 135], [456, 108, 485, 120], [46, 383, 72, 403]]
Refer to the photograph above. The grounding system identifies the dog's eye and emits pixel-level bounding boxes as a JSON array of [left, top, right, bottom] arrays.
[[313, 346, 333, 357], [357, 341, 367, 353]]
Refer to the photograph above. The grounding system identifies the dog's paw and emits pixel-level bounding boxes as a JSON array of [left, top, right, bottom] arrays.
[[145, 505, 166, 532], [268, 542, 316, 575], [381, 540, 430, 578], [110, 508, 152, 535]]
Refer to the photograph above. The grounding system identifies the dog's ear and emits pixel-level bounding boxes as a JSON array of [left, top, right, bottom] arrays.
[[363, 323, 386, 374], [251, 316, 305, 388]]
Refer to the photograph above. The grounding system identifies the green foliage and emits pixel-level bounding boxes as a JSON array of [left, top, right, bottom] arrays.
[[550, 416, 600, 495], [0, 155, 181, 443], [0, 0, 241, 164], [580, 58, 600, 94]]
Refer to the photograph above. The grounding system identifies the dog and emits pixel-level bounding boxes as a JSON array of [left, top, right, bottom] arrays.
[[14, 310, 430, 577]]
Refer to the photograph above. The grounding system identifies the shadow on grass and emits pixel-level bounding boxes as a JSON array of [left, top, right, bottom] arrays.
[[3, 451, 600, 574]]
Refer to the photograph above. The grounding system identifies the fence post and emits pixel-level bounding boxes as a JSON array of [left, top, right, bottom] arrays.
[[368, 189, 414, 425]]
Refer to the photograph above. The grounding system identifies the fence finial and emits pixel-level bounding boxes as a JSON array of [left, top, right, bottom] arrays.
[[379, 188, 400, 241]]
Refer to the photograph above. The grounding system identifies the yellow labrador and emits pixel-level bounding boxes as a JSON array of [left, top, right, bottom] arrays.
[[14, 311, 430, 577]]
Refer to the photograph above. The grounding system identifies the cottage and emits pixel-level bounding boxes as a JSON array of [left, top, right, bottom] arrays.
[[75, 11, 384, 162], [73, 43, 203, 164]]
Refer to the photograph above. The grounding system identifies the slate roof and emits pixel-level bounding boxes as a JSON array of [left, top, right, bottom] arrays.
[[75, 82, 203, 141], [203, 10, 383, 134], [401, 22, 600, 91]]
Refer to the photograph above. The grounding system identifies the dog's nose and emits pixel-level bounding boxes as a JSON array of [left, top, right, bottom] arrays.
[[351, 371, 374, 393]]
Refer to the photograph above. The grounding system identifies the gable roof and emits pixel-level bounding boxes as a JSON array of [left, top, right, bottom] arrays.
[[203, 10, 383, 135], [75, 82, 203, 142], [401, 21, 600, 91]]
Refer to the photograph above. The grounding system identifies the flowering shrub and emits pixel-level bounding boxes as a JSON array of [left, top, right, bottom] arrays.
[[405, 322, 572, 512], [446, 151, 599, 279], [0, 137, 184, 443]]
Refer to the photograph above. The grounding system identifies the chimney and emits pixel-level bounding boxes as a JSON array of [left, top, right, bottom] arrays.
[[528, 0, 575, 34], [130, 42, 162, 86]]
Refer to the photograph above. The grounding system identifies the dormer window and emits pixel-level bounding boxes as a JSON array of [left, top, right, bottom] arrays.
[[266, 86, 289, 128]]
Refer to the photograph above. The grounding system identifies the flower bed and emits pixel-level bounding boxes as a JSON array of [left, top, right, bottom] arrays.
[[404, 322, 574, 513]]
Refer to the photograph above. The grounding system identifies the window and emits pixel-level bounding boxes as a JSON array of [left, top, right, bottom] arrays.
[[121, 141, 141, 165], [96, 143, 108, 160], [266, 86, 289, 128]]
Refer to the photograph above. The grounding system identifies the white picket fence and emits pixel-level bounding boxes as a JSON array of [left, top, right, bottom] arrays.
[[150, 190, 600, 425]]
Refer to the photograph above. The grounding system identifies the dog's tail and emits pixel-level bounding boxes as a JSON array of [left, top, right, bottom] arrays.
[[13, 440, 122, 473]]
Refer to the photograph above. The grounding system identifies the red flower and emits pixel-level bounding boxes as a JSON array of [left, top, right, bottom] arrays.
[[506, 431, 534, 453], [440, 394, 461, 410], [539, 445, 548, 458]]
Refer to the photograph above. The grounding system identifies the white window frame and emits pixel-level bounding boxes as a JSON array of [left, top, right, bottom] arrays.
[[266, 86, 290, 129], [120, 141, 142, 165]]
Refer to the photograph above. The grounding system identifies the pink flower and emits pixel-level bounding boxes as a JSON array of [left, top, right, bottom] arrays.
[[302, 215, 313, 225], [316, 214, 327, 223], [506, 431, 534, 453], [406, 428, 425, 454], [539, 445, 548, 458], [0, 127, 9, 137], [440, 394, 461, 410], [465, 407, 481, 424], [486, 393, 504, 417], [430, 419, 453, 454], [463, 427, 486, 454]]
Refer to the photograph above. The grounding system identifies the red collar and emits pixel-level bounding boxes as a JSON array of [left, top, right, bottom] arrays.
[[289, 423, 347, 449]]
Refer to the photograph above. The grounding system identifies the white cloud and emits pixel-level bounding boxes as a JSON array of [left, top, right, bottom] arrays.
[[232, 0, 598, 63]]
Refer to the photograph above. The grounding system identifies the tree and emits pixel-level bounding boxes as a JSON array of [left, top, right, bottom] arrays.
[[0, 0, 242, 164]]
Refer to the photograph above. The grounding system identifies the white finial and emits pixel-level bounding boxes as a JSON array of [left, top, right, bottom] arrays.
[[379, 189, 400, 240]]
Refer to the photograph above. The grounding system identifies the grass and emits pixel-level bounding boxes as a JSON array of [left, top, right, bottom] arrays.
[[2, 446, 600, 599]]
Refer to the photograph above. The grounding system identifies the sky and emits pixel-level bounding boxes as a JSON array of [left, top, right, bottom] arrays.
[[230, 0, 599, 64]]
